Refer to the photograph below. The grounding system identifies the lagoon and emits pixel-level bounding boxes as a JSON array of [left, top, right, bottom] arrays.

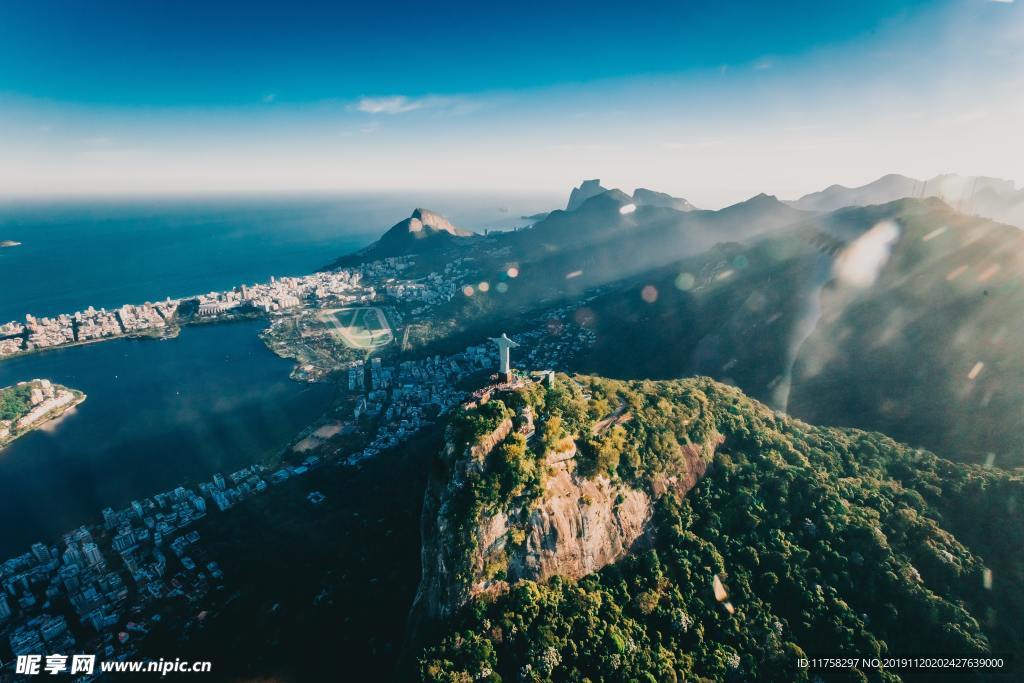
[[0, 193, 554, 558]]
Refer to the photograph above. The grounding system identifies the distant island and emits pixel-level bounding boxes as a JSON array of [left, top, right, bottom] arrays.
[[0, 379, 85, 448], [0, 240, 21, 248]]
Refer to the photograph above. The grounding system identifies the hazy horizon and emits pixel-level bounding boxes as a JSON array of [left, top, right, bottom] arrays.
[[2, 0, 1023, 208]]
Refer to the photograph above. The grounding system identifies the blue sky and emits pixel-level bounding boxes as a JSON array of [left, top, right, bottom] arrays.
[[1, 0, 1022, 204]]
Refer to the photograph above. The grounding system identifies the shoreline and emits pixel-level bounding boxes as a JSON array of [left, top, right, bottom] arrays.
[[0, 384, 87, 450], [0, 324, 181, 362]]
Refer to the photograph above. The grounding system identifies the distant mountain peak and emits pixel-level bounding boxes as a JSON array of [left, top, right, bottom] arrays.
[[401, 208, 472, 238], [327, 207, 474, 269], [566, 179, 608, 211], [632, 188, 697, 211], [733, 192, 783, 207], [377, 209, 474, 246]]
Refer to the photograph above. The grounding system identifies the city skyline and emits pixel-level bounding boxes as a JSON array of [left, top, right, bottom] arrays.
[[1, 0, 1023, 206]]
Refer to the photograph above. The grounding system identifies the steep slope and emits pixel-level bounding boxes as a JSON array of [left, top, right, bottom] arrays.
[[411, 376, 718, 625], [576, 198, 1024, 466], [566, 179, 608, 211], [372, 189, 809, 361], [633, 188, 697, 211], [327, 208, 477, 268], [416, 376, 1024, 682], [501, 191, 806, 291]]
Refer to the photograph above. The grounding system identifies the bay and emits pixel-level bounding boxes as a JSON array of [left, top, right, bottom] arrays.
[[0, 192, 556, 559], [0, 320, 334, 558]]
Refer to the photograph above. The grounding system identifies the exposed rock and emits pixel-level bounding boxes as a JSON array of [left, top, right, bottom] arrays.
[[326, 207, 476, 268], [483, 457, 652, 590], [633, 188, 697, 211], [566, 179, 608, 211], [468, 417, 513, 462], [410, 388, 715, 626], [380, 208, 474, 246]]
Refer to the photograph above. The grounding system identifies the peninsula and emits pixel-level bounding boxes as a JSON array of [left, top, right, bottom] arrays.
[[0, 379, 86, 448]]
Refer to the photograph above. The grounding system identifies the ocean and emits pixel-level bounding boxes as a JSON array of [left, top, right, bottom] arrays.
[[0, 192, 556, 558]]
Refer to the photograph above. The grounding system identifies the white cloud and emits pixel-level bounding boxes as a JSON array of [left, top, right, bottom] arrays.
[[355, 95, 426, 114], [353, 94, 480, 116]]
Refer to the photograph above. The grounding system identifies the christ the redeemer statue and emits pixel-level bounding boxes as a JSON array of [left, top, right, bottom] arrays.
[[490, 333, 519, 376]]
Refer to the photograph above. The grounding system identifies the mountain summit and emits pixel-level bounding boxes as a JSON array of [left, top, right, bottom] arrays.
[[379, 208, 473, 245], [326, 208, 475, 268], [632, 187, 697, 211], [566, 179, 608, 211]]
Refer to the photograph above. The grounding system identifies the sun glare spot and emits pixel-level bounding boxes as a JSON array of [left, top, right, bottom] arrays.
[[967, 361, 985, 380], [834, 221, 900, 287], [462, 285, 475, 297], [675, 272, 696, 291], [976, 264, 1000, 283], [946, 265, 968, 281], [478, 281, 490, 292], [641, 285, 658, 303], [565, 270, 583, 280], [506, 266, 519, 278], [922, 226, 947, 242], [619, 203, 637, 214]]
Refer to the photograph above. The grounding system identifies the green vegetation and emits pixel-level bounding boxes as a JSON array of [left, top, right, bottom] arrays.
[[0, 383, 33, 421], [577, 201, 1024, 468], [418, 377, 1024, 682], [448, 399, 513, 456]]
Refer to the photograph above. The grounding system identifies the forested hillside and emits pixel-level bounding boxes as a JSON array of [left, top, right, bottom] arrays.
[[576, 199, 1024, 467], [417, 377, 1023, 682]]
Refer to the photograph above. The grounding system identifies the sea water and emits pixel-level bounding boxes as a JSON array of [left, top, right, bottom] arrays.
[[0, 192, 556, 558]]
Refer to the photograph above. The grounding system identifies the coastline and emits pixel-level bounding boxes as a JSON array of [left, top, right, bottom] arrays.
[[0, 384, 87, 450], [0, 324, 181, 362]]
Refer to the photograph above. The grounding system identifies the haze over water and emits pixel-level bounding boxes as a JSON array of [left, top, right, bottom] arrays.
[[0, 193, 555, 322], [0, 193, 553, 558]]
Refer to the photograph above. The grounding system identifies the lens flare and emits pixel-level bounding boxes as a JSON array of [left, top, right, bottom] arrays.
[[834, 220, 900, 287], [675, 272, 696, 291]]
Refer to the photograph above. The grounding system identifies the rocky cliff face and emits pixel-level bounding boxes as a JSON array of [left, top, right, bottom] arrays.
[[328, 207, 477, 268], [633, 187, 697, 211], [380, 208, 473, 245], [566, 179, 608, 211], [410, 388, 715, 625]]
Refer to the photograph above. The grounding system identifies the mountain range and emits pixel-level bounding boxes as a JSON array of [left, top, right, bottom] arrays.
[[335, 177, 1024, 467], [168, 174, 1024, 681], [787, 172, 1024, 228]]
